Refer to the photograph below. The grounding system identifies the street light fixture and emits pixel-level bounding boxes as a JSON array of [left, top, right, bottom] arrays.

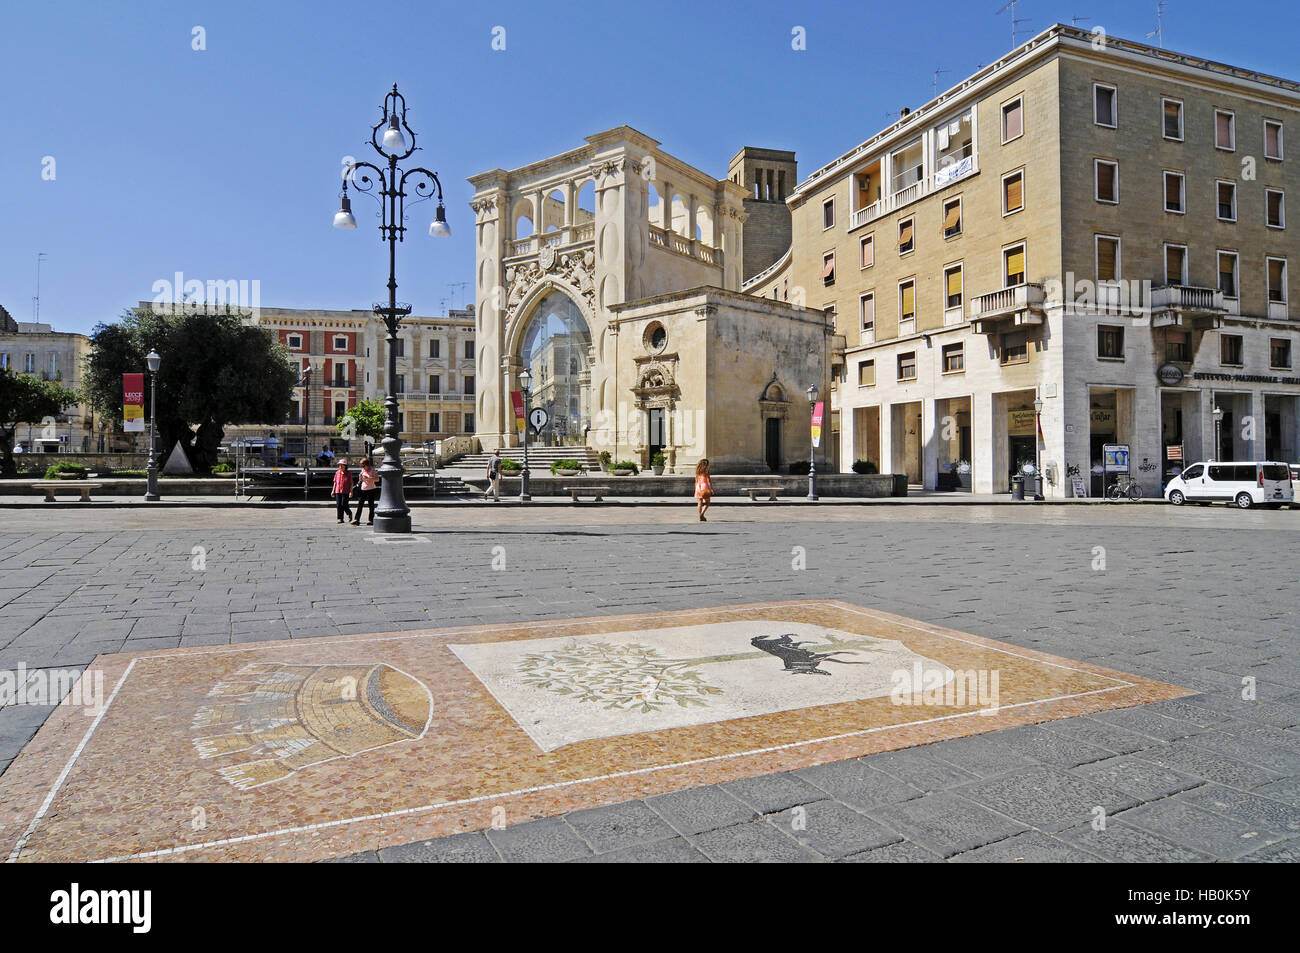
[[144, 350, 161, 501], [298, 364, 311, 497], [807, 383, 819, 501], [1212, 404, 1223, 461], [334, 84, 450, 533], [519, 367, 532, 502], [1032, 396, 1045, 500]]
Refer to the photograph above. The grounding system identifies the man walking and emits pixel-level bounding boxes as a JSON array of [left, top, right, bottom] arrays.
[[486, 448, 503, 502]]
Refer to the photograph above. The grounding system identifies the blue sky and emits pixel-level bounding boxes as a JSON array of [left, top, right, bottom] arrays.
[[2, 0, 1296, 334]]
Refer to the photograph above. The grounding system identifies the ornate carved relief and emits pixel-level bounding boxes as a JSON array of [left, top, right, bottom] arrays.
[[503, 249, 596, 321]]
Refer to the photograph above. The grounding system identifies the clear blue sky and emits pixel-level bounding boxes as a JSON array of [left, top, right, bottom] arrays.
[[2, 0, 1296, 334]]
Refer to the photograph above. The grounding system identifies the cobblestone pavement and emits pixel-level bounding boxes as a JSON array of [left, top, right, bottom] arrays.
[[1, 503, 1297, 861]]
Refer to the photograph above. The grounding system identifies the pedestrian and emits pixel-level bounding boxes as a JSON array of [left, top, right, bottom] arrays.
[[352, 457, 379, 525], [694, 458, 713, 521], [317, 444, 335, 467], [485, 448, 503, 502], [333, 458, 354, 523]]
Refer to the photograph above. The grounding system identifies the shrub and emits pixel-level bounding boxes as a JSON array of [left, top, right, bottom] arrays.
[[44, 461, 88, 480], [612, 460, 640, 474], [651, 451, 665, 467], [500, 458, 522, 472], [549, 459, 584, 474], [212, 463, 234, 473], [598, 450, 612, 465], [852, 459, 878, 474], [788, 460, 811, 475]]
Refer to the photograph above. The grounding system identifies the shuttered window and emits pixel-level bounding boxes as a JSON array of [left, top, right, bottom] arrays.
[[1218, 252, 1238, 297], [1004, 246, 1026, 286], [859, 293, 875, 331], [1002, 98, 1023, 142], [1265, 120, 1283, 160], [1268, 258, 1287, 302], [942, 199, 961, 234], [899, 281, 916, 321], [1165, 245, 1187, 285], [945, 266, 963, 308], [1163, 99, 1183, 140], [1095, 160, 1117, 202], [898, 219, 914, 253], [1164, 171, 1184, 212], [860, 233, 874, 268], [1215, 110, 1235, 149], [1096, 236, 1119, 282], [821, 252, 835, 284], [1003, 171, 1024, 213]]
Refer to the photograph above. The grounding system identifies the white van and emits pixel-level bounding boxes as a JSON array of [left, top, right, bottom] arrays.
[[1165, 461, 1294, 508]]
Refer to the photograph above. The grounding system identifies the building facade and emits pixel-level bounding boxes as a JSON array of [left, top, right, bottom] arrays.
[[0, 320, 94, 452], [748, 25, 1299, 496]]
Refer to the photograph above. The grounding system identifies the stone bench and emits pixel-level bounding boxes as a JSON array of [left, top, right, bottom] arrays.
[[741, 485, 783, 502], [32, 481, 103, 503], [566, 485, 610, 502]]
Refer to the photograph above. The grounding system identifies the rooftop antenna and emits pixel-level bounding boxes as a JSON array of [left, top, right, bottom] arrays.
[[446, 280, 468, 310], [1070, 15, 1091, 27], [995, 0, 1031, 47], [1146, 1, 1167, 48], [33, 252, 48, 323], [932, 67, 950, 98]]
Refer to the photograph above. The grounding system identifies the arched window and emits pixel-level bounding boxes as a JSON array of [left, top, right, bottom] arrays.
[[544, 188, 565, 232], [519, 292, 593, 446]]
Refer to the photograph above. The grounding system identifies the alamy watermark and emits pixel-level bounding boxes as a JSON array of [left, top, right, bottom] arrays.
[[890, 663, 1000, 714], [151, 271, 262, 318], [0, 664, 103, 714]]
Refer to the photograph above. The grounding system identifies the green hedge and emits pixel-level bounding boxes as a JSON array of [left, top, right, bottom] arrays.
[[43, 461, 88, 480], [549, 459, 585, 474]]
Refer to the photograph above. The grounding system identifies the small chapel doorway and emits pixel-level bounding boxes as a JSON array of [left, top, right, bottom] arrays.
[[648, 408, 666, 462], [765, 417, 781, 472]]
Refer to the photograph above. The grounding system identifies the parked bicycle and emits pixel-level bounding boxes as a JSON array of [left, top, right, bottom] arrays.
[[1107, 475, 1143, 501]]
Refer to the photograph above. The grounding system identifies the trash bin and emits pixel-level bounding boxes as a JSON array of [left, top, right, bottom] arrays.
[[1011, 474, 1025, 500]]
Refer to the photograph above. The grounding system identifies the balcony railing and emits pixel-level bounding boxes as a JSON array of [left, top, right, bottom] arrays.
[[1149, 284, 1226, 329], [848, 157, 978, 230], [969, 282, 1046, 333], [504, 222, 598, 259], [648, 225, 724, 267]]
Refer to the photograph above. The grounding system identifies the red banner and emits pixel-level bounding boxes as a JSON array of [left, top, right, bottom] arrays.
[[811, 401, 824, 449], [510, 390, 525, 435], [123, 373, 145, 433]]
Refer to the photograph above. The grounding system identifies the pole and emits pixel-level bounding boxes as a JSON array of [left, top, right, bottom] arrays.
[[303, 368, 310, 498], [808, 402, 818, 501], [373, 153, 411, 533], [1034, 409, 1043, 500], [145, 369, 159, 501], [520, 387, 532, 502]]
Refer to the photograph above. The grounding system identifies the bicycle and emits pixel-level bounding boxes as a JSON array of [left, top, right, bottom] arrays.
[[1106, 476, 1142, 501]]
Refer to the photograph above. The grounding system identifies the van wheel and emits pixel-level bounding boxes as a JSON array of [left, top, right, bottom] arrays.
[[1168, 490, 1185, 505], [1235, 492, 1254, 509]]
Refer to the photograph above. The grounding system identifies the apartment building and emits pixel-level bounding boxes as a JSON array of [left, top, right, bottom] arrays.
[[380, 307, 478, 446], [747, 24, 1299, 497], [0, 320, 94, 451]]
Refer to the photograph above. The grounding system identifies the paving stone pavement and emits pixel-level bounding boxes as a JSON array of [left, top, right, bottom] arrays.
[[1, 503, 1297, 862]]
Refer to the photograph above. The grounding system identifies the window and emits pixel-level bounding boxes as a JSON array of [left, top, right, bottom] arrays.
[[1001, 96, 1023, 143], [397, 412, 405, 431], [1216, 180, 1236, 221], [897, 351, 917, 380], [464, 340, 475, 359], [1271, 338, 1292, 369], [464, 413, 475, 433], [1162, 98, 1184, 140], [334, 399, 346, 422], [1095, 159, 1118, 203], [821, 251, 835, 286], [1093, 84, 1117, 128], [898, 217, 915, 255], [48, 353, 59, 377], [1004, 244, 1026, 286], [464, 375, 475, 395], [333, 335, 348, 350], [1096, 235, 1120, 282], [1218, 251, 1238, 298], [1098, 325, 1124, 359], [942, 342, 964, 373], [23, 353, 35, 373], [429, 412, 441, 432], [858, 360, 876, 387], [859, 293, 875, 336], [889, 139, 924, 196], [333, 364, 347, 386], [393, 338, 405, 357], [430, 374, 441, 394], [1000, 331, 1028, 365], [1002, 170, 1024, 215], [429, 339, 440, 358], [1221, 334, 1243, 366], [822, 198, 835, 230], [287, 334, 302, 349], [394, 373, 405, 393], [898, 280, 916, 330], [1264, 120, 1284, 160], [1266, 189, 1285, 228], [1166, 330, 1191, 363], [1163, 171, 1185, 213], [934, 107, 974, 182], [0, 354, 7, 370], [943, 264, 963, 316], [1267, 257, 1288, 303], [860, 233, 874, 268], [942, 197, 962, 237], [1214, 109, 1235, 150], [1164, 243, 1188, 285]]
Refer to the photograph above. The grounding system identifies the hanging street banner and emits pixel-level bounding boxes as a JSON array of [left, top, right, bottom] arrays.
[[811, 401, 824, 448], [122, 373, 145, 433], [510, 390, 525, 435]]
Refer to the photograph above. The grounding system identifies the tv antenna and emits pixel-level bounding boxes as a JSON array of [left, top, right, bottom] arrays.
[[1070, 16, 1091, 27], [995, 0, 1031, 47], [1146, 1, 1167, 48], [446, 281, 468, 310], [33, 252, 48, 323], [932, 67, 950, 98]]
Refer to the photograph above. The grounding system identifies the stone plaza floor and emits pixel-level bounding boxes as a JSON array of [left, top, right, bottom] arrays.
[[0, 501, 1297, 862]]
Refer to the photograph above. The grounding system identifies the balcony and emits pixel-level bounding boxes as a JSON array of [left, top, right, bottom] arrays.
[[504, 221, 597, 259], [327, 379, 356, 389], [1149, 284, 1226, 330], [969, 283, 1046, 334], [847, 157, 978, 231], [648, 225, 724, 267]]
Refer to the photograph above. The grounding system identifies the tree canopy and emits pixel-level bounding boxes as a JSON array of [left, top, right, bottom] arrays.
[[337, 398, 385, 442], [83, 307, 297, 471], [0, 370, 79, 476]]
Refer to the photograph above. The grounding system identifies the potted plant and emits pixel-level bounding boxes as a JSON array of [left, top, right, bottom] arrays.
[[501, 458, 522, 473], [651, 451, 665, 475], [212, 463, 235, 478], [45, 461, 88, 481], [550, 458, 583, 477], [611, 460, 639, 476], [954, 458, 971, 490], [598, 450, 612, 473]]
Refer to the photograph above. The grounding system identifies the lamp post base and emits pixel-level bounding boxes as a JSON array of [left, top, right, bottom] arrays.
[[371, 513, 411, 534]]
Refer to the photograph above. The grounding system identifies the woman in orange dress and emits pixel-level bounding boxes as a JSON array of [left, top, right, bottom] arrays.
[[694, 458, 713, 521]]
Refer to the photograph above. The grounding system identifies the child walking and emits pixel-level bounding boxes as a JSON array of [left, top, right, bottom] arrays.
[[333, 458, 354, 523], [351, 457, 379, 525], [694, 458, 713, 521]]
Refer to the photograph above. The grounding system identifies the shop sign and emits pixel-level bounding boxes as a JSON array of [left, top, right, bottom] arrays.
[[1008, 409, 1037, 436], [1193, 371, 1300, 386], [1156, 363, 1184, 386], [1089, 408, 1116, 431]]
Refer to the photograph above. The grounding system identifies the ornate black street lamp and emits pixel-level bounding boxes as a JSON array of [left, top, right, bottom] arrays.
[[1032, 396, 1044, 500], [334, 84, 450, 533], [519, 367, 533, 502], [806, 383, 819, 501], [298, 365, 311, 498], [144, 350, 161, 501]]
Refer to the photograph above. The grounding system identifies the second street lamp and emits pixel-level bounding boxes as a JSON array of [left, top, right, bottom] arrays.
[[807, 384, 819, 501], [334, 84, 450, 533], [144, 350, 161, 502], [519, 368, 532, 502], [1032, 396, 1045, 500]]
